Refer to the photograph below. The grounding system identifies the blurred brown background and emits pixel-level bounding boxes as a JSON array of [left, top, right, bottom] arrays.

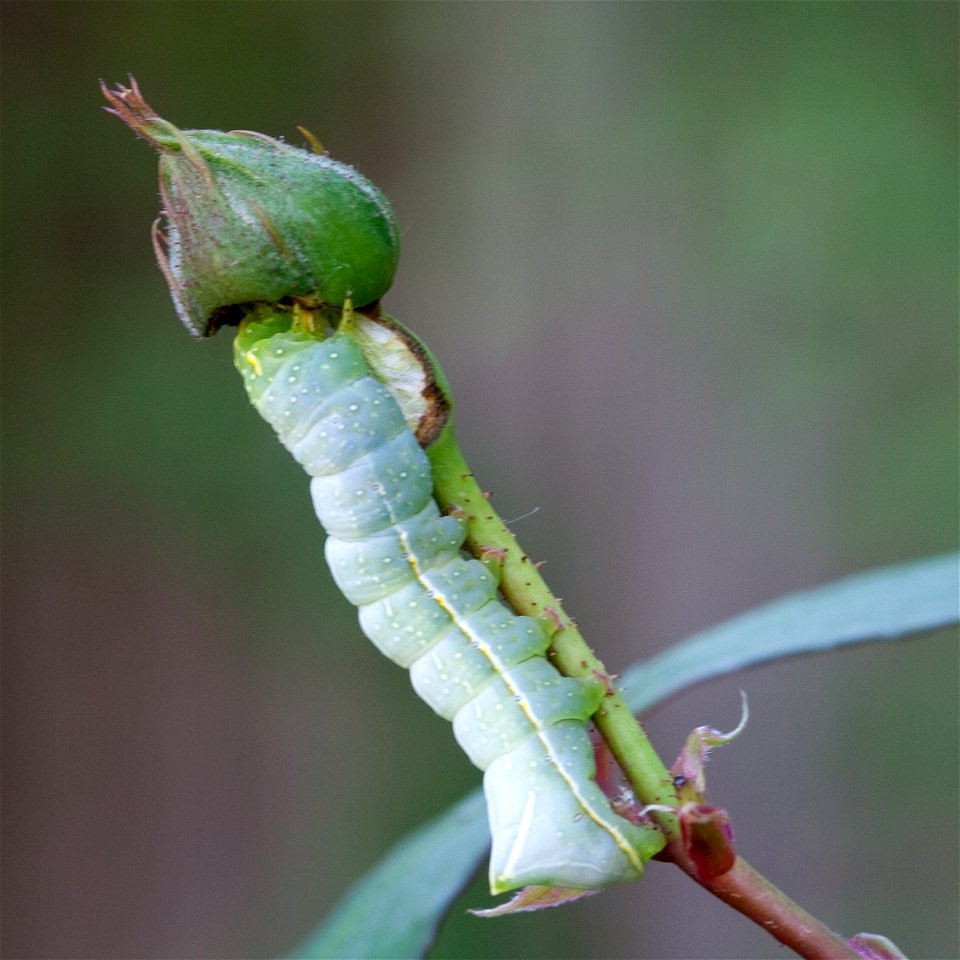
[[2, 3, 957, 958]]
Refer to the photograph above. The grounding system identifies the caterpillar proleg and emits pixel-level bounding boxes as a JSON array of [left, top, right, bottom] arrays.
[[235, 306, 660, 893]]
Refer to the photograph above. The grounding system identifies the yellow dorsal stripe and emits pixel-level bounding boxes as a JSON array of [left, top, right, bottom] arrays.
[[381, 492, 644, 874]]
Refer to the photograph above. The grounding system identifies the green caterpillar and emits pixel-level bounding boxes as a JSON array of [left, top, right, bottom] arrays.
[[104, 79, 663, 894], [235, 304, 658, 892]]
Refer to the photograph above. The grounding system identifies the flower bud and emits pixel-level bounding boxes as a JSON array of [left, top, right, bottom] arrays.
[[679, 803, 736, 881], [102, 78, 399, 337]]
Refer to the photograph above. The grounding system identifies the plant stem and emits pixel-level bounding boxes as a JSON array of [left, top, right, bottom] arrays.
[[427, 426, 863, 960], [671, 851, 862, 959], [426, 427, 679, 835]]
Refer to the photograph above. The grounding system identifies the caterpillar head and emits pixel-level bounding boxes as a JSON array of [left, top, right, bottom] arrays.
[[102, 77, 399, 337]]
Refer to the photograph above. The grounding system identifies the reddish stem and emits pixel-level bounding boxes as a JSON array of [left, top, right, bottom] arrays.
[[664, 842, 861, 959]]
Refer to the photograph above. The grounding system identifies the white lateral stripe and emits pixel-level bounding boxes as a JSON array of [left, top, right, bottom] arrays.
[[501, 790, 538, 880]]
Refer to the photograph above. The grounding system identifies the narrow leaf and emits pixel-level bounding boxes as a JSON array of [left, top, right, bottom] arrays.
[[287, 791, 488, 960], [292, 554, 958, 958], [620, 552, 959, 716]]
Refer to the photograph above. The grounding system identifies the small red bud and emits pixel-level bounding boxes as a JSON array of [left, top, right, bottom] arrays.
[[680, 803, 736, 881], [847, 932, 908, 960]]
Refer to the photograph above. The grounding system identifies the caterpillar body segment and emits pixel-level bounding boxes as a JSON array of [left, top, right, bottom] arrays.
[[235, 311, 658, 893]]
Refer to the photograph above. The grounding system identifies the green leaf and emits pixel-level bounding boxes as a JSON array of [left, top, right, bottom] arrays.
[[619, 552, 959, 715], [287, 791, 489, 960], [292, 554, 958, 959]]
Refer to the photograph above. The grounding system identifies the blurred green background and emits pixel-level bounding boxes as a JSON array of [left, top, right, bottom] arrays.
[[2, 3, 957, 958]]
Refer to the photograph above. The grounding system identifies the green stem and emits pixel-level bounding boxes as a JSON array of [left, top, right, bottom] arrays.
[[427, 425, 864, 960], [426, 426, 679, 836]]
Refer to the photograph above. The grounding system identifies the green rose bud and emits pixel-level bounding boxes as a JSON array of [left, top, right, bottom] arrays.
[[102, 77, 399, 337]]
